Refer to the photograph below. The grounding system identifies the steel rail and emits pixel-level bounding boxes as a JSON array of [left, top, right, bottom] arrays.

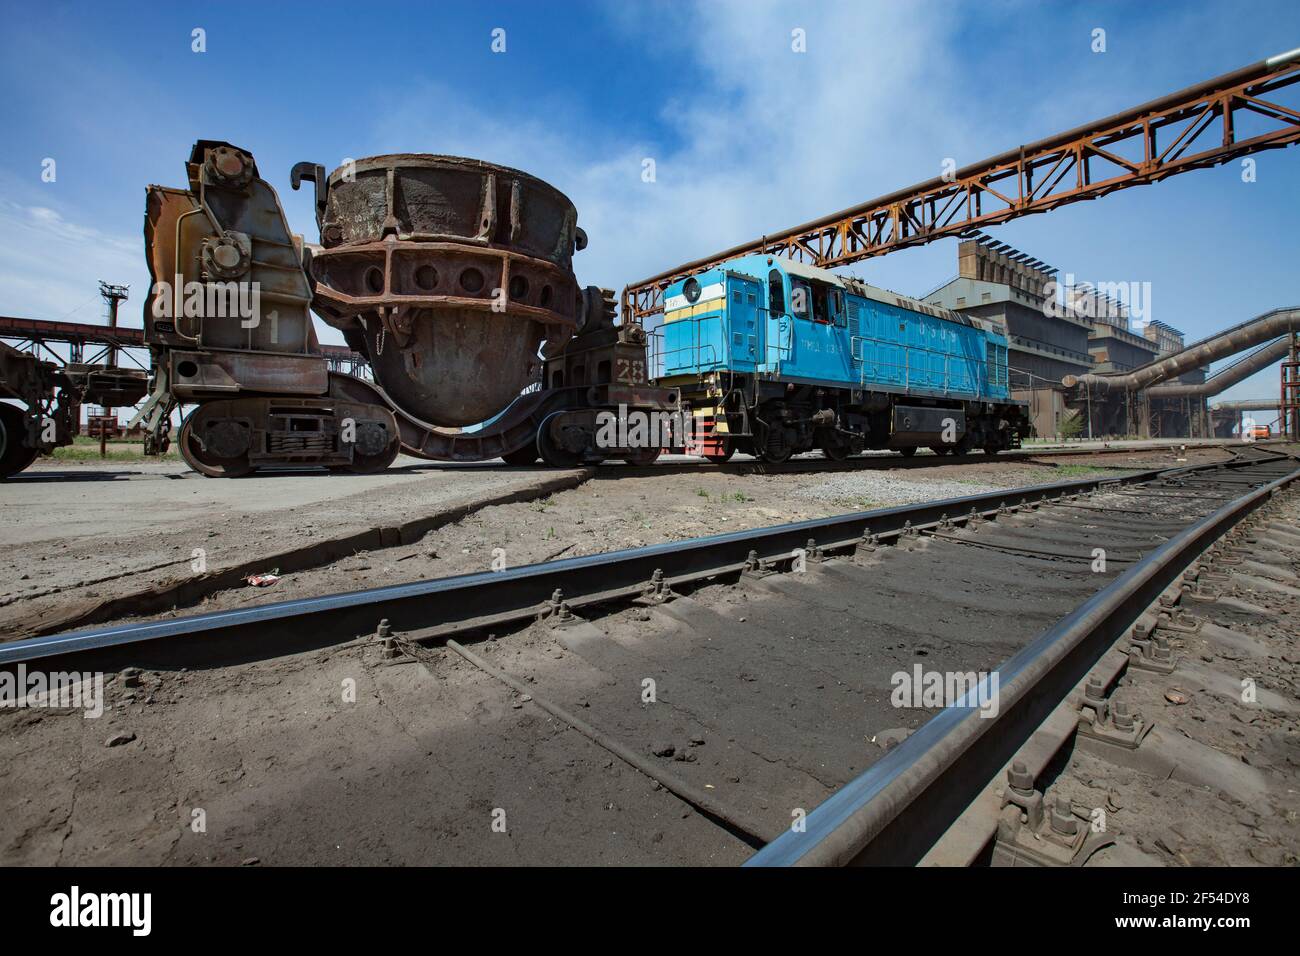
[[0, 454, 1284, 674], [744, 458, 1299, 867]]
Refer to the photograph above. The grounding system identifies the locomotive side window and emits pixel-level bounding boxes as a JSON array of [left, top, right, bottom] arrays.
[[768, 270, 786, 316], [791, 279, 811, 318], [812, 283, 830, 324], [832, 290, 846, 327]]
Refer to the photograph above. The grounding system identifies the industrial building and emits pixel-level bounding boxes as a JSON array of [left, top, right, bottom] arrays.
[[924, 236, 1210, 439], [924, 236, 1089, 439]]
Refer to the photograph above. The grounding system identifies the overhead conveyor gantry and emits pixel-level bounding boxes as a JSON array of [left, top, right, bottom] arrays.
[[621, 48, 1300, 323]]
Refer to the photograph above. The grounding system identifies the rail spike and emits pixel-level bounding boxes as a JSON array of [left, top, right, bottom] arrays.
[[743, 549, 774, 577], [642, 568, 675, 604], [856, 532, 880, 556]]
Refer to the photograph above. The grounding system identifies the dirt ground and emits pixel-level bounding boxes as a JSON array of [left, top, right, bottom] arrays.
[[0, 630, 752, 865], [0, 457, 587, 639], [0, 445, 1236, 641]]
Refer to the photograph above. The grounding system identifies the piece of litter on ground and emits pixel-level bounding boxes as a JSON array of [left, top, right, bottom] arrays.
[[246, 572, 281, 587]]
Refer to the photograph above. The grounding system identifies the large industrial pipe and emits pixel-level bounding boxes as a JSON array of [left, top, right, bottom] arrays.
[[1062, 307, 1299, 393], [1210, 399, 1280, 415], [1146, 336, 1293, 398]]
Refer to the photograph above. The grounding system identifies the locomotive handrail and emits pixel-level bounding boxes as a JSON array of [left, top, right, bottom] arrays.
[[761, 307, 792, 372], [646, 323, 721, 376]]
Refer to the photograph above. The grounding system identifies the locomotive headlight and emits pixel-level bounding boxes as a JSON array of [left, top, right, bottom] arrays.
[[683, 277, 701, 303]]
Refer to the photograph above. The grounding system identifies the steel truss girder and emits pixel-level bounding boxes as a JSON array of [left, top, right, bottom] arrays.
[[622, 50, 1300, 321]]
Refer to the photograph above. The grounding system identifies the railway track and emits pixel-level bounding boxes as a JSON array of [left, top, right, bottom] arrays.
[[3, 442, 1228, 645], [3, 446, 1296, 866]]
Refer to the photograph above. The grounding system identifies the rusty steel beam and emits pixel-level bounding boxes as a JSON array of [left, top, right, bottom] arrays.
[[1287, 334, 1300, 441], [0, 315, 146, 347], [621, 48, 1300, 322], [0, 315, 365, 367]]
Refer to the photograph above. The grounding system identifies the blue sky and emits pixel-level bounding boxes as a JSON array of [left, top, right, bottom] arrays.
[[1, 0, 1297, 414]]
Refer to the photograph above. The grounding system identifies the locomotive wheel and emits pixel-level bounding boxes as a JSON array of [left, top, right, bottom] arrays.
[[983, 444, 1001, 456], [757, 445, 793, 464], [898, 446, 917, 458], [501, 445, 541, 466], [343, 419, 400, 474], [929, 446, 953, 456], [821, 444, 851, 461], [179, 411, 253, 478], [623, 447, 662, 466], [756, 424, 795, 463], [0, 404, 39, 479], [345, 440, 401, 474], [537, 413, 584, 468]]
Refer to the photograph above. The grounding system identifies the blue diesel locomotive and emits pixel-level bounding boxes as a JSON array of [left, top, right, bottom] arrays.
[[654, 255, 1029, 462]]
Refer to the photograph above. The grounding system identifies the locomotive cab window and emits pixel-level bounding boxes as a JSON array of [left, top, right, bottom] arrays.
[[791, 279, 811, 319], [811, 283, 831, 324], [767, 270, 786, 315], [831, 290, 847, 327]]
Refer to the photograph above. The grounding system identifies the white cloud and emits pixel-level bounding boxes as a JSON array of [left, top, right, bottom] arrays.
[[0, 192, 147, 325], [366, 0, 970, 303]]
